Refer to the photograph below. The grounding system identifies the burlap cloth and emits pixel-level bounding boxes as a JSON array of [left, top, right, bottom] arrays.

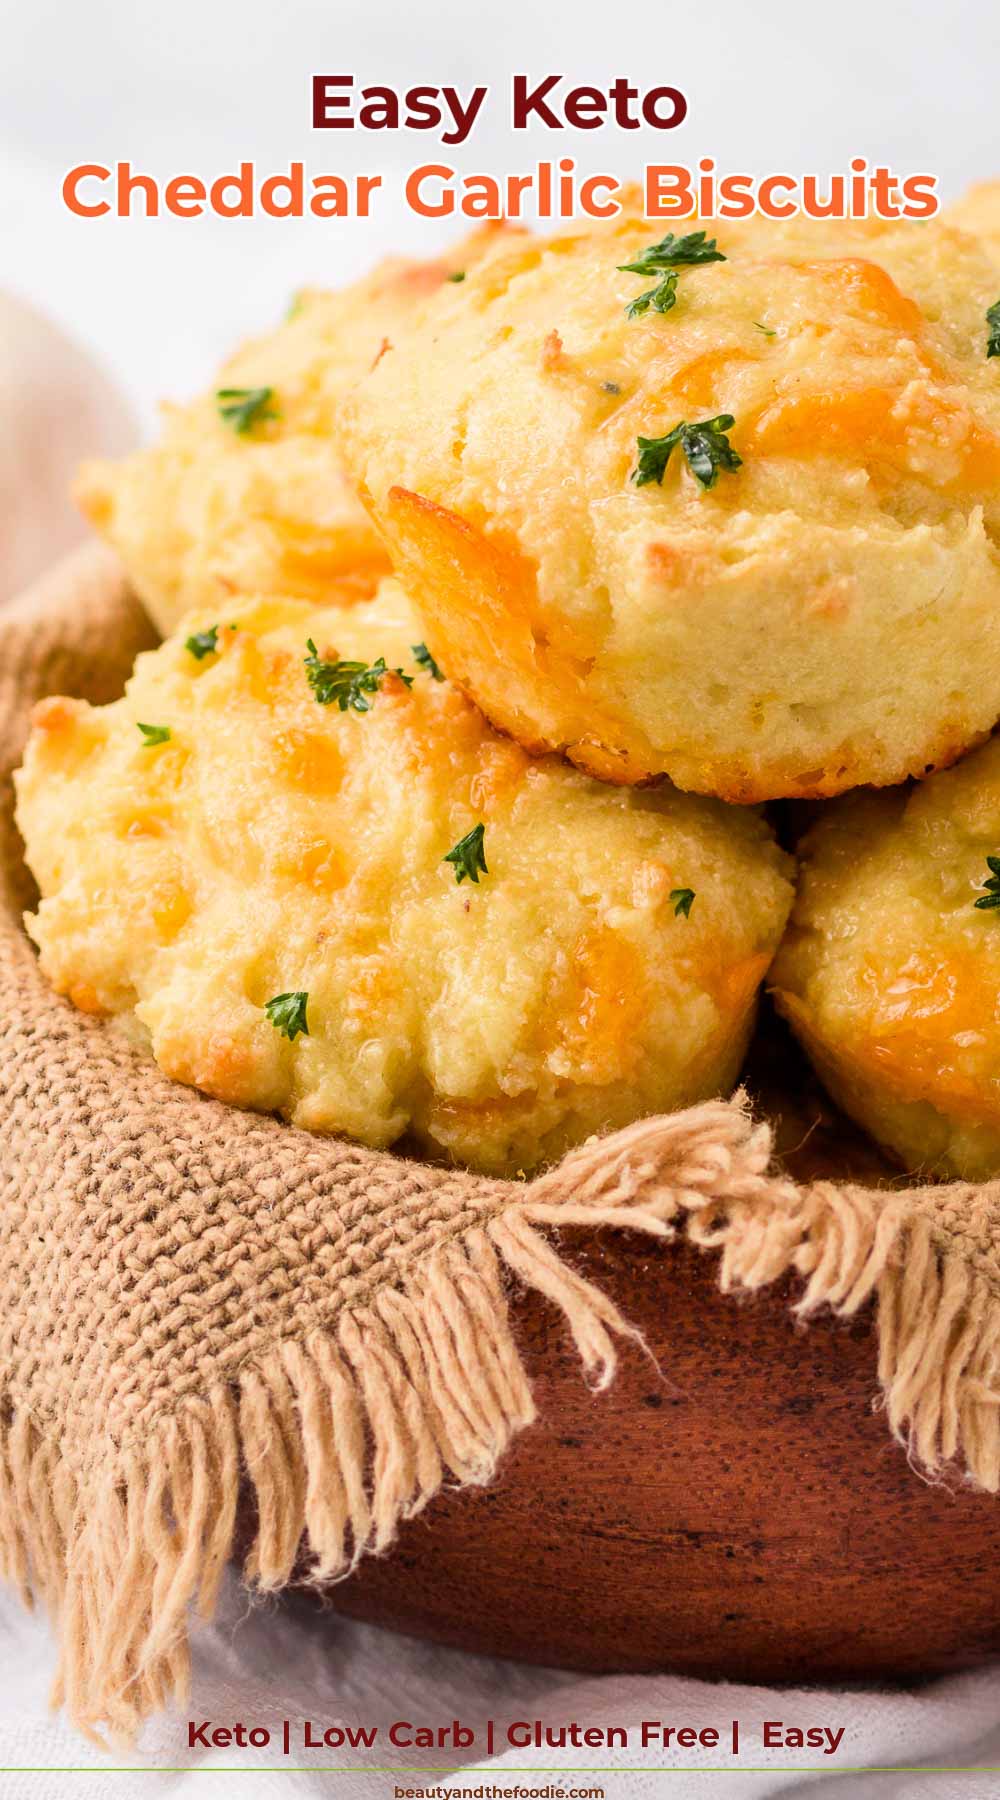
[[4, 547, 1000, 1745]]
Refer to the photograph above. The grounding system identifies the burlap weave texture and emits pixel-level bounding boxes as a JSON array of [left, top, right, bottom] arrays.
[[3, 549, 1000, 1743]]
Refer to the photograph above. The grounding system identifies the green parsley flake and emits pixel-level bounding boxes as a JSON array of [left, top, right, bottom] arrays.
[[304, 640, 414, 712], [184, 625, 220, 660], [670, 887, 696, 919], [264, 991, 310, 1040], [619, 230, 726, 323], [412, 642, 444, 681], [625, 270, 679, 320], [447, 270, 466, 283], [216, 387, 278, 434], [974, 856, 1000, 911], [987, 302, 1000, 359], [137, 722, 171, 747], [633, 415, 742, 491], [444, 823, 488, 885], [754, 321, 776, 337], [618, 230, 726, 277]]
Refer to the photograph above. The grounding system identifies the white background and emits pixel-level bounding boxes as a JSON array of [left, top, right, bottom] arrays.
[[1, 0, 997, 426], [2, 0, 1000, 1792]]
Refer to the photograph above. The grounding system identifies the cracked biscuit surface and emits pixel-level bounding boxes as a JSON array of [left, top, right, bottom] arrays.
[[341, 208, 1000, 801], [15, 581, 793, 1175], [772, 737, 1000, 1181], [75, 231, 509, 635], [946, 181, 1000, 267]]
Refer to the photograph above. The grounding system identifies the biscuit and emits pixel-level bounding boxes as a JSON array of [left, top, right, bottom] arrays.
[[341, 209, 1000, 801], [772, 740, 1000, 1180], [946, 181, 1000, 266], [75, 230, 508, 635], [15, 581, 793, 1175]]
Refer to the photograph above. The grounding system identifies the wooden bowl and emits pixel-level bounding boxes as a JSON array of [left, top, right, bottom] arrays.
[[324, 1227, 1000, 1682], [18, 551, 1000, 1689], [315, 1020, 1000, 1683]]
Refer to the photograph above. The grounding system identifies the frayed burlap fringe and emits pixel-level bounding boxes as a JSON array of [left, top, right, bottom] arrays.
[[4, 551, 1000, 1746], [3, 1096, 1000, 1744]]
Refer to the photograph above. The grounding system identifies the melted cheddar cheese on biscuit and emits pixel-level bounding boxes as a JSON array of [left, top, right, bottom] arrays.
[[773, 738, 1000, 1181], [15, 581, 793, 1175], [341, 208, 1000, 802], [75, 230, 511, 636]]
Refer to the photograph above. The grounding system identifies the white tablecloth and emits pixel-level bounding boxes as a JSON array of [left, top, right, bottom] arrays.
[[1, 4, 997, 1792], [0, 1572, 998, 1799]]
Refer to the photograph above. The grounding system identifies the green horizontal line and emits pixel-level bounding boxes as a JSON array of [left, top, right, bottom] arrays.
[[2, 1766, 1000, 1776]]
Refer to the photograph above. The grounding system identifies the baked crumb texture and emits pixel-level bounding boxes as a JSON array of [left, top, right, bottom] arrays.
[[15, 583, 793, 1174], [341, 209, 1000, 801]]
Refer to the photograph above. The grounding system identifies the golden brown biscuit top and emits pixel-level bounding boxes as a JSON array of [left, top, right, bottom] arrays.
[[946, 181, 1000, 269], [73, 226, 517, 631], [346, 209, 1000, 548], [776, 749, 1000, 1112], [15, 581, 793, 1173], [339, 208, 1000, 800]]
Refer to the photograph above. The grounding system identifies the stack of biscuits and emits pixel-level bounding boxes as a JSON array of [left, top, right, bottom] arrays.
[[16, 185, 1000, 1180]]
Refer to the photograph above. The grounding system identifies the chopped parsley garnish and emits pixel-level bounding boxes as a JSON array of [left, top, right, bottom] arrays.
[[184, 625, 219, 660], [447, 270, 466, 283], [216, 386, 278, 434], [304, 640, 414, 712], [618, 230, 726, 277], [264, 990, 310, 1040], [633, 415, 742, 491], [619, 230, 726, 322], [987, 302, 1000, 359], [412, 641, 444, 681], [137, 722, 171, 747], [625, 271, 679, 320], [974, 856, 1000, 910], [754, 321, 776, 337], [444, 823, 488, 885], [670, 887, 696, 918]]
